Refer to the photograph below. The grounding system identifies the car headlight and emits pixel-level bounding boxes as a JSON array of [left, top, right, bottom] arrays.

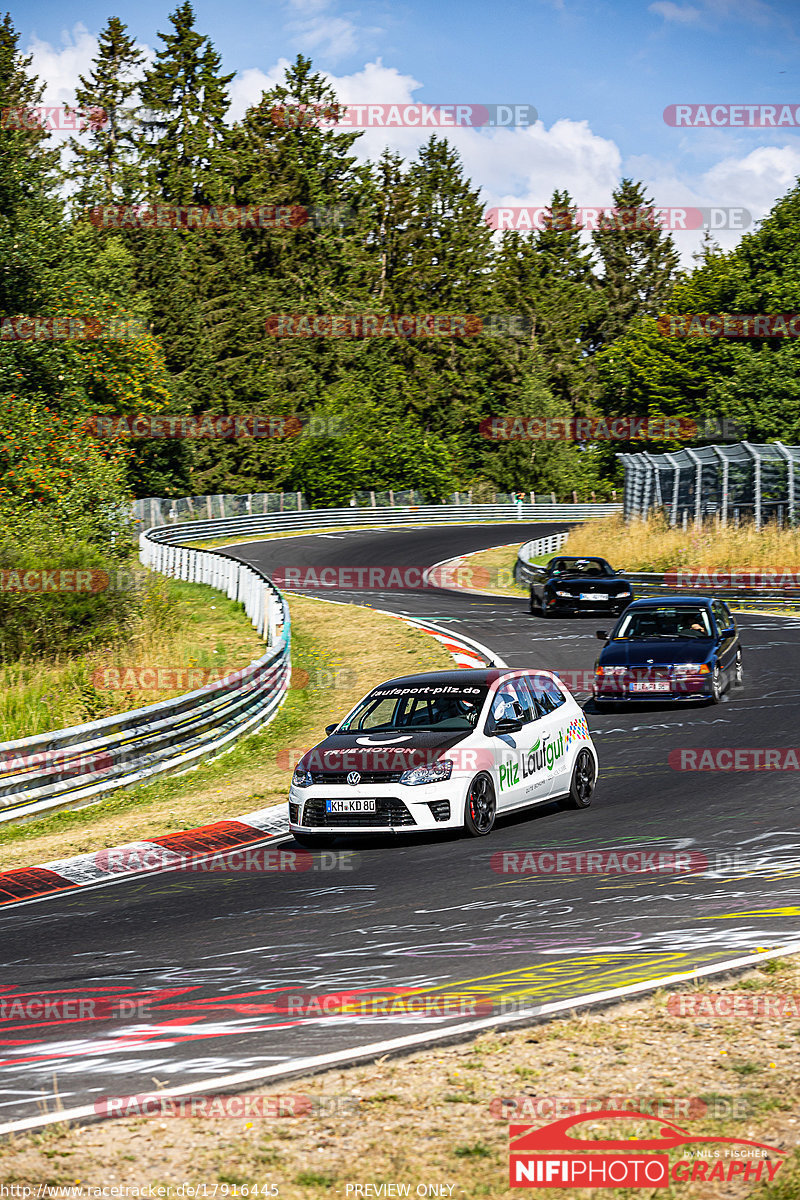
[[673, 663, 710, 674], [595, 665, 628, 676], [554, 589, 573, 598], [399, 760, 453, 786], [617, 587, 632, 594], [292, 767, 314, 787]]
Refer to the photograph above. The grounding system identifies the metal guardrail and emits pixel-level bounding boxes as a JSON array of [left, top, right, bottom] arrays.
[[0, 535, 291, 825], [514, 539, 800, 610], [151, 502, 621, 546]]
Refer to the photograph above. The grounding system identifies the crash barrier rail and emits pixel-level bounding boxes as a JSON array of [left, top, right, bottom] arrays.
[[133, 492, 620, 531], [145, 502, 621, 547], [515, 539, 800, 610], [0, 536, 291, 825]]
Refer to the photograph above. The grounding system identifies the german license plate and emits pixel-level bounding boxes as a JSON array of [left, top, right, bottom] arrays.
[[580, 592, 608, 600], [325, 798, 377, 813], [630, 681, 670, 693]]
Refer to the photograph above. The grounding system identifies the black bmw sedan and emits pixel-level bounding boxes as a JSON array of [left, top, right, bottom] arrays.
[[593, 597, 743, 707], [528, 556, 634, 618]]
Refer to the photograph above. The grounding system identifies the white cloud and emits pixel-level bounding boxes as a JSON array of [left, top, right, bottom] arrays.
[[284, 0, 365, 62], [649, 2, 702, 23]]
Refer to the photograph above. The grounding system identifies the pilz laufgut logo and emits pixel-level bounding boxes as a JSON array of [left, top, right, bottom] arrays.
[[499, 731, 565, 792]]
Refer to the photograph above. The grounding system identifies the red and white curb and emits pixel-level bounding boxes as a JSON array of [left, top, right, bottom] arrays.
[[424, 547, 520, 597], [391, 613, 500, 669], [0, 804, 292, 909]]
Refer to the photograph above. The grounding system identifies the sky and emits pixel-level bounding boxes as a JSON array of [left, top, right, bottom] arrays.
[[16, 0, 800, 262]]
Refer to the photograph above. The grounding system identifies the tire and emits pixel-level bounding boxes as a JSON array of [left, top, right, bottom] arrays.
[[733, 650, 744, 688], [293, 831, 337, 848], [463, 774, 497, 837], [529, 591, 539, 614], [562, 748, 596, 809], [709, 664, 724, 704]]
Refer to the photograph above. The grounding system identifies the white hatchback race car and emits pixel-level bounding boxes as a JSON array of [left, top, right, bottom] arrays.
[[288, 669, 598, 844]]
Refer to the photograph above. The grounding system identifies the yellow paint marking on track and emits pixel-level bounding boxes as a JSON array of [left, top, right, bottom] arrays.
[[702, 907, 800, 919], [413, 951, 739, 1007]]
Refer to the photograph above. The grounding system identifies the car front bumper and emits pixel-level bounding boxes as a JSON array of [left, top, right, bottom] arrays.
[[288, 782, 467, 835]]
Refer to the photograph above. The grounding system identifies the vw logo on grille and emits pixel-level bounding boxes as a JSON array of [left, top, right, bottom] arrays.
[[347, 771, 361, 786]]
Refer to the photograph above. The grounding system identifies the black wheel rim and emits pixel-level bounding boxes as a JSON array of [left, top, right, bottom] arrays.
[[574, 750, 595, 802], [468, 776, 495, 832]]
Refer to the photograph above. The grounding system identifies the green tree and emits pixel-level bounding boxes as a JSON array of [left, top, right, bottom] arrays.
[[65, 17, 145, 208], [138, 1, 234, 206], [593, 178, 680, 346]]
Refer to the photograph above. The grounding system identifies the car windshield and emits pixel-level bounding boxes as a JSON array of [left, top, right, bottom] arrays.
[[548, 557, 614, 578], [339, 685, 489, 732], [614, 608, 712, 640]]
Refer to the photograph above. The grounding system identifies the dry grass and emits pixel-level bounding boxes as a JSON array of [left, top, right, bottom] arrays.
[[2, 956, 798, 1197], [0, 594, 453, 871], [565, 513, 800, 573], [0, 573, 264, 741]]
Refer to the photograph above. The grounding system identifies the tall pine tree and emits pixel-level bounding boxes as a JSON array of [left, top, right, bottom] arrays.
[[65, 17, 144, 208]]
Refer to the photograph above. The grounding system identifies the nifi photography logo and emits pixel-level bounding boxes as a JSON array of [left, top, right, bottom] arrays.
[[508, 1110, 785, 1189]]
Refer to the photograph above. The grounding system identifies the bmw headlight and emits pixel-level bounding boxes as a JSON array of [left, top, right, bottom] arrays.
[[399, 760, 453, 786], [292, 767, 314, 787], [672, 663, 710, 674], [554, 589, 573, 598], [596, 665, 628, 676]]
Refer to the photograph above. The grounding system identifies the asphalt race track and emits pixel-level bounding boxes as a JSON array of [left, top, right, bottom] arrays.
[[3, 522, 800, 1125]]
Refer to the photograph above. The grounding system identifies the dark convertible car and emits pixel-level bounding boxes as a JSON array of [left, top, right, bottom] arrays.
[[593, 596, 743, 706], [528, 556, 634, 618]]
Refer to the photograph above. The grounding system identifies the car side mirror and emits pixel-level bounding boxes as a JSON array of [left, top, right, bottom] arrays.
[[720, 626, 735, 638], [596, 630, 609, 640], [325, 723, 338, 735], [492, 717, 523, 735]]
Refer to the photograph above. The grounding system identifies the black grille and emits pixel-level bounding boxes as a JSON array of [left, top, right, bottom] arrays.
[[310, 771, 405, 784], [428, 800, 451, 822], [302, 797, 416, 828]]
